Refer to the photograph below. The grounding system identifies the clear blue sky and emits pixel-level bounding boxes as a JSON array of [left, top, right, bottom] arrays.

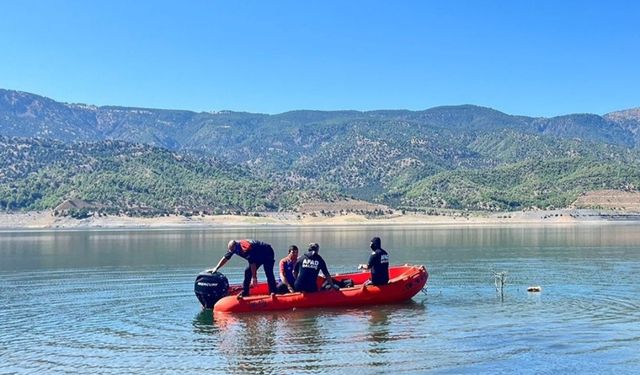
[[1, 0, 638, 117]]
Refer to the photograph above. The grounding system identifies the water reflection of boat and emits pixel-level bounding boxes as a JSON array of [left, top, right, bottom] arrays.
[[193, 304, 428, 373], [214, 265, 428, 313]]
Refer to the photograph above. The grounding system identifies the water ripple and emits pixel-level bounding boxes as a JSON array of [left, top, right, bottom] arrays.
[[2, 228, 640, 374]]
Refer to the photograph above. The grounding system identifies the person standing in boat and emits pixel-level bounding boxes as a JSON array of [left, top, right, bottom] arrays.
[[293, 243, 337, 292], [358, 236, 389, 285], [211, 239, 278, 298], [275, 245, 299, 294]]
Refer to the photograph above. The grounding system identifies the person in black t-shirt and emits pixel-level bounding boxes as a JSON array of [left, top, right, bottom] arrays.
[[293, 243, 336, 292], [358, 236, 389, 286]]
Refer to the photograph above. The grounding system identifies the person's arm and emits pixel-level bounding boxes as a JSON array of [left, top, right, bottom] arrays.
[[293, 258, 301, 279], [210, 257, 228, 273], [209, 250, 234, 273], [280, 260, 294, 292], [320, 259, 336, 289], [358, 253, 376, 270], [279, 260, 287, 283]]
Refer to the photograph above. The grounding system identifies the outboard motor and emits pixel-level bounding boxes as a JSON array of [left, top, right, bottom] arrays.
[[194, 271, 229, 309]]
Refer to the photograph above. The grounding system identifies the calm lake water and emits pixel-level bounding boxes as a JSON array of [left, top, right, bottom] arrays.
[[1, 224, 640, 374]]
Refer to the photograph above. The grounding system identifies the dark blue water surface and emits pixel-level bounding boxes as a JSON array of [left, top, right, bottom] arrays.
[[1, 224, 640, 374]]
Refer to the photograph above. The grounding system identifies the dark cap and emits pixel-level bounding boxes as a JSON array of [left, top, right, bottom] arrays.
[[308, 242, 320, 252]]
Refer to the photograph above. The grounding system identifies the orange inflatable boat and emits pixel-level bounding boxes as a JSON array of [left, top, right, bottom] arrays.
[[213, 264, 428, 313]]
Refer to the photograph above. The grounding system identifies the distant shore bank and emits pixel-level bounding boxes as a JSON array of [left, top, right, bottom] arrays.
[[1, 209, 639, 231]]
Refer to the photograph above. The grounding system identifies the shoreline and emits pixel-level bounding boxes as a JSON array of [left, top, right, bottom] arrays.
[[1, 209, 639, 231]]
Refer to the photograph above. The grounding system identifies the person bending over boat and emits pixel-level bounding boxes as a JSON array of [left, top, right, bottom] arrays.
[[358, 237, 389, 286], [211, 239, 278, 298], [275, 245, 299, 294], [294, 243, 337, 292]]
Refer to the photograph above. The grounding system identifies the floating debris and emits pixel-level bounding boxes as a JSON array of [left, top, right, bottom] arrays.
[[527, 286, 542, 292]]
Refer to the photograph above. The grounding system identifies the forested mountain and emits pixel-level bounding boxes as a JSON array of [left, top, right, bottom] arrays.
[[0, 137, 338, 213], [1, 88, 640, 213]]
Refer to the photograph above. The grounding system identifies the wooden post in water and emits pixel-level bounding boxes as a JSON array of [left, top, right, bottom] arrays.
[[494, 271, 507, 302]]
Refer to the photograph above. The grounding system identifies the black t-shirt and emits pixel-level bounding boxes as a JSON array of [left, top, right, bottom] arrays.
[[294, 252, 330, 292], [368, 248, 389, 285]]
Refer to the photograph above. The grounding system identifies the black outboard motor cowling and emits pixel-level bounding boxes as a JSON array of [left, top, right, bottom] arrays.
[[194, 271, 229, 309]]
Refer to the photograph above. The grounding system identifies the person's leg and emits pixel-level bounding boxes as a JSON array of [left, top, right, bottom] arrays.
[[264, 258, 277, 294], [262, 246, 278, 294], [242, 265, 252, 296]]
